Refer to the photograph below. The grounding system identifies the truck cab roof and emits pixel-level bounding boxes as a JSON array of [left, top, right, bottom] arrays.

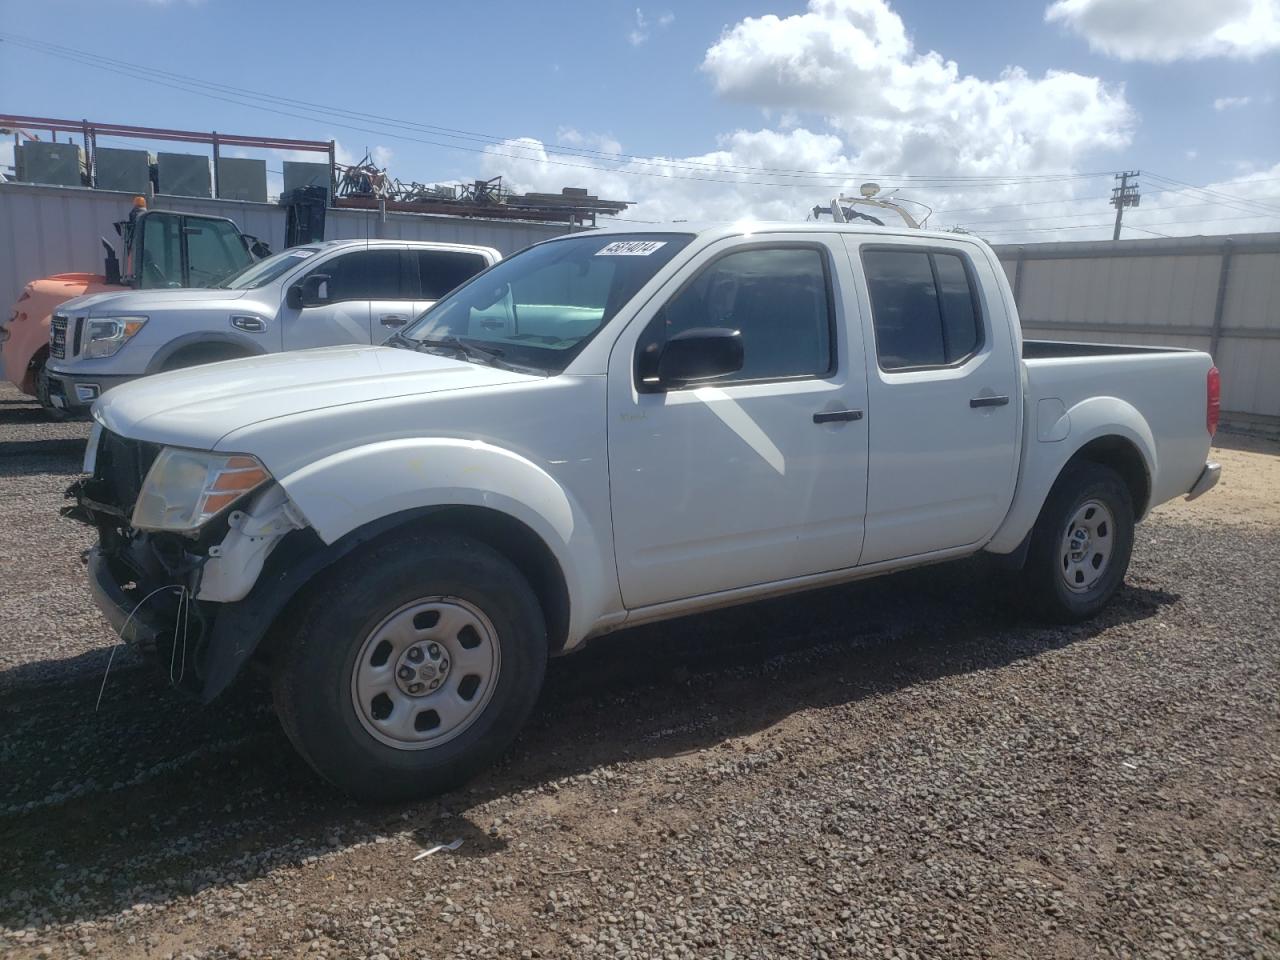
[[579, 220, 988, 247]]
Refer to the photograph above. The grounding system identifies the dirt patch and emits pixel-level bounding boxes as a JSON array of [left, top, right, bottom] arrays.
[[1151, 432, 1280, 527]]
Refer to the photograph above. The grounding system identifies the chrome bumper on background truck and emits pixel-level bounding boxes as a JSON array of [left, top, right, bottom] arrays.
[[44, 367, 137, 412]]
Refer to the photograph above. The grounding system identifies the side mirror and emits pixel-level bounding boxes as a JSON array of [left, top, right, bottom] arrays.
[[653, 327, 743, 390], [290, 273, 331, 309]]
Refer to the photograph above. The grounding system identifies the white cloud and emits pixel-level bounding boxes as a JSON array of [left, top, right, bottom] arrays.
[[1045, 0, 1280, 62], [628, 7, 674, 46], [701, 0, 1132, 175], [1214, 95, 1253, 110], [482, 128, 864, 223], [628, 9, 650, 46], [483, 0, 1279, 243], [556, 128, 623, 158], [937, 166, 1280, 243]]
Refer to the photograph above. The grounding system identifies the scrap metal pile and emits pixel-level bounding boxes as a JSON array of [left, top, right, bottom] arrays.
[[333, 153, 628, 225]]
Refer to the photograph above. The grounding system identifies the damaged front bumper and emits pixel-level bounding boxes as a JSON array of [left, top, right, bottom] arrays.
[[77, 507, 327, 700], [68, 464, 317, 701], [86, 545, 173, 651]]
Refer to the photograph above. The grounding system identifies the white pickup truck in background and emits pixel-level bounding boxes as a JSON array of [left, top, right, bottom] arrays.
[[69, 223, 1220, 799], [43, 239, 500, 412]]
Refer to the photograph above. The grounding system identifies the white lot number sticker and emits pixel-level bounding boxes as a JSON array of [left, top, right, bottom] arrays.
[[596, 240, 667, 257]]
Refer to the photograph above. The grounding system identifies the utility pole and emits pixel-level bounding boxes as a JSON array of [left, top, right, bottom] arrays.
[[1111, 170, 1141, 240]]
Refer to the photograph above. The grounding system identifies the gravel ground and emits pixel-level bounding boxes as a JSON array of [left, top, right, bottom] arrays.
[[0, 382, 1277, 960]]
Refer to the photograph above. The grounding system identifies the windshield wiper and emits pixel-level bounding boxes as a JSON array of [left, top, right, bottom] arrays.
[[383, 330, 416, 350], [415, 335, 506, 365]]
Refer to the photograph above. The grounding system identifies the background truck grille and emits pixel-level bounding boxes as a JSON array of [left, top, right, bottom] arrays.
[[50, 314, 67, 359]]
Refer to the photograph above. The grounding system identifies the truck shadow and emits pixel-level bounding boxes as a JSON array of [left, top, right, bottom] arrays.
[[0, 560, 1177, 930]]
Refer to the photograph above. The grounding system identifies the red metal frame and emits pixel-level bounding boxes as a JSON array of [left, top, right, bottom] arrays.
[[0, 114, 331, 152]]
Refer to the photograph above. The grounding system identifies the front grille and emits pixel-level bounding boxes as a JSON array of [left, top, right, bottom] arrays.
[[93, 430, 162, 518], [50, 314, 67, 359]]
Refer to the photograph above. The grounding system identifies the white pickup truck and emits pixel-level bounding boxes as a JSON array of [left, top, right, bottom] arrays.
[[70, 223, 1220, 799], [42, 239, 499, 413]]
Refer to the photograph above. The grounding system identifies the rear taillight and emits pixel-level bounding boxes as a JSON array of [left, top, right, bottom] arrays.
[[1206, 366, 1220, 437]]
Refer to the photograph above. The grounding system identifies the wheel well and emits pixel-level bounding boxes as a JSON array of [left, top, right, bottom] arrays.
[[1065, 436, 1150, 516], [24, 344, 48, 395], [389, 506, 572, 653], [162, 343, 250, 371]]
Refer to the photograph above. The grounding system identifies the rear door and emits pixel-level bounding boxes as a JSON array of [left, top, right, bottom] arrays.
[[844, 237, 1020, 564], [281, 246, 399, 349]]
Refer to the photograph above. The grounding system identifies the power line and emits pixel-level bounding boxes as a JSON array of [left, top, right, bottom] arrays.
[[1145, 171, 1280, 217], [951, 195, 1280, 228], [973, 212, 1277, 235], [0, 32, 1115, 190]]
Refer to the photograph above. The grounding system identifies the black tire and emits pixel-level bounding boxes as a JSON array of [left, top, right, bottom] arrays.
[[161, 345, 248, 372], [33, 359, 70, 420], [272, 532, 547, 800], [1021, 461, 1135, 623]]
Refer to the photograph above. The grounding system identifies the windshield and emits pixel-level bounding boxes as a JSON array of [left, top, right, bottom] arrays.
[[216, 247, 320, 289], [401, 233, 694, 374]]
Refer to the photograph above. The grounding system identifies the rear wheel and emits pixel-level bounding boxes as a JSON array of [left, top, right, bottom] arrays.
[[1021, 461, 1135, 622], [272, 532, 547, 800]]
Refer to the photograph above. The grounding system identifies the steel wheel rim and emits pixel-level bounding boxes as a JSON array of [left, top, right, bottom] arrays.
[[1059, 499, 1115, 594], [350, 596, 501, 751]]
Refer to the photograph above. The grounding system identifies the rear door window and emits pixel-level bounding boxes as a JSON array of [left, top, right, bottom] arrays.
[[414, 250, 489, 300], [862, 248, 984, 370]]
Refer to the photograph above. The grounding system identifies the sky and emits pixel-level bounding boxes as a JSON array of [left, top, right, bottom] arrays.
[[1, 0, 1279, 242]]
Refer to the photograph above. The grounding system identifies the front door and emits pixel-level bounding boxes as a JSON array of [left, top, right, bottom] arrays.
[[607, 236, 870, 609], [281, 247, 402, 349], [846, 238, 1021, 564]]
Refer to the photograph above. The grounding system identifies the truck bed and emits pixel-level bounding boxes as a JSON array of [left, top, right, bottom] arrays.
[[1015, 340, 1213, 531]]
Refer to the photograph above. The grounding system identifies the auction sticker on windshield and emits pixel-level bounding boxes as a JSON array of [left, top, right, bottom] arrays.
[[596, 240, 668, 256]]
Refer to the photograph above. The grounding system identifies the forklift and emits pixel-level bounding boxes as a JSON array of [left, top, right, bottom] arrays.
[[2, 197, 272, 403]]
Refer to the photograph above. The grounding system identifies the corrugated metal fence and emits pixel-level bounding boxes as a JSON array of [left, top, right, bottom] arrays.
[[0, 181, 571, 321], [994, 233, 1280, 425]]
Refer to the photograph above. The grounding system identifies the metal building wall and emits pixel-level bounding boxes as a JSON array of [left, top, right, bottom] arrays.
[[0, 182, 571, 320], [994, 233, 1280, 424]]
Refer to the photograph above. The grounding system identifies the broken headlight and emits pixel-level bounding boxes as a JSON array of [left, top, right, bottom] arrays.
[[132, 448, 271, 533]]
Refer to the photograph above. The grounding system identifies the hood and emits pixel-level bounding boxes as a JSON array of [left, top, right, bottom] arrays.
[[60, 287, 249, 315], [94, 345, 537, 449]]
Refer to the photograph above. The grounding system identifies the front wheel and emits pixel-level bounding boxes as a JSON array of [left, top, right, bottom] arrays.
[[33, 360, 70, 420], [1021, 461, 1135, 622], [272, 532, 548, 800]]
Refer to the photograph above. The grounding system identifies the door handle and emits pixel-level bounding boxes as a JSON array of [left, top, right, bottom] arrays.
[[969, 395, 1010, 408], [813, 409, 864, 424], [380, 314, 409, 328], [230, 315, 267, 333]]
